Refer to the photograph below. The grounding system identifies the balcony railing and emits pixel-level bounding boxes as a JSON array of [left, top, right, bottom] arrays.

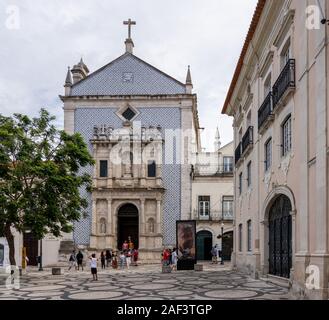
[[272, 59, 296, 108], [193, 165, 233, 177], [242, 126, 254, 154], [193, 210, 234, 221], [235, 142, 242, 165], [258, 92, 273, 130]]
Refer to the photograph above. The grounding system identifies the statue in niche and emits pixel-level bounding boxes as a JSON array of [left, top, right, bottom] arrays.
[[122, 151, 133, 177], [148, 218, 155, 233], [100, 218, 106, 234]]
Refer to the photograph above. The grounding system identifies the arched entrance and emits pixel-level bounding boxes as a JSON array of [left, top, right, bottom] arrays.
[[196, 230, 212, 261], [117, 203, 139, 250], [268, 195, 292, 278], [0, 243, 4, 266], [222, 231, 233, 261]]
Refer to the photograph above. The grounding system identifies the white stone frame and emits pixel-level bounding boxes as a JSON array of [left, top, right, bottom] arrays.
[[260, 185, 296, 277]]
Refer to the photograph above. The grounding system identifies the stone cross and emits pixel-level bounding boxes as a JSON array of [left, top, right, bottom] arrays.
[[123, 19, 136, 39]]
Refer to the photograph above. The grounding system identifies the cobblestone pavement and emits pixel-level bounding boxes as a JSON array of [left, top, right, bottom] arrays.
[[0, 263, 291, 300]]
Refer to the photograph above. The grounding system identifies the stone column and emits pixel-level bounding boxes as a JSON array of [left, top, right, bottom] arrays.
[[140, 198, 145, 234], [107, 198, 112, 235], [156, 200, 162, 234], [91, 199, 97, 235], [92, 144, 97, 188], [108, 144, 113, 188]]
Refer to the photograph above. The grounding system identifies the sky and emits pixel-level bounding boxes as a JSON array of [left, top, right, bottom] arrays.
[[0, 0, 257, 151]]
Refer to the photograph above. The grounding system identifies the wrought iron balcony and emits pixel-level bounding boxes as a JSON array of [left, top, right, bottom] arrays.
[[258, 92, 274, 130], [235, 142, 242, 165], [222, 210, 234, 221], [242, 126, 254, 154], [192, 210, 234, 221], [272, 59, 296, 108]]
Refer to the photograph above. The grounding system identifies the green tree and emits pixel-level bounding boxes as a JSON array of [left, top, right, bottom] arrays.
[[0, 109, 94, 266]]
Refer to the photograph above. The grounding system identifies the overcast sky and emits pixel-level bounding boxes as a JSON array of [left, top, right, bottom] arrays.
[[0, 0, 257, 151]]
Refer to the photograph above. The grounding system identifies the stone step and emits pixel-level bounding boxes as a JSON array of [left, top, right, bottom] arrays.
[[260, 274, 291, 289]]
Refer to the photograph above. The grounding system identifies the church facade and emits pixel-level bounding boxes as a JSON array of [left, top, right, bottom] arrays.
[[60, 25, 201, 262]]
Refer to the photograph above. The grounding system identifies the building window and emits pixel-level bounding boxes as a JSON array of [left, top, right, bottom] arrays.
[[247, 161, 252, 187], [147, 161, 156, 177], [99, 160, 108, 177], [282, 115, 292, 157], [222, 196, 234, 220], [281, 40, 291, 70], [247, 220, 252, 252], [198, 196, 210, 219], [239, 224, 243, 252], [265, 138, 272, 172], [223, 157, 233, 172], [264, 74, 272, 97], [239, 172, 243, 195]]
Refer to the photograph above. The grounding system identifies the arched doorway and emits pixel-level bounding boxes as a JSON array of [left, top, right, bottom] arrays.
[[117, 203, 139, 250], [196, 231, 212, 261], [0, 243, 4, 266], [23, 232, 39, 266], [268, 195, 292, 278], [222, 231, 233, 261]]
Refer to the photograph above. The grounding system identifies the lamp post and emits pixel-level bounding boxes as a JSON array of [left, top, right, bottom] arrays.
[[38, 238, 43, 271], [221, 222, 224, 265]]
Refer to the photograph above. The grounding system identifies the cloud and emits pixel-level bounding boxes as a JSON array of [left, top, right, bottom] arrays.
[[0, 0, 257, 150]]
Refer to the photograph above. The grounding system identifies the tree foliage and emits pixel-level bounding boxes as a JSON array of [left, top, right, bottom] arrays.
[[0, 109, 94, 265]]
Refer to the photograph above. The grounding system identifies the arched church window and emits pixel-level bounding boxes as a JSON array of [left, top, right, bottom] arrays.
[[147, 218, 155, 233], [99, 218, 106, 234], [147, 161, 156, 177]]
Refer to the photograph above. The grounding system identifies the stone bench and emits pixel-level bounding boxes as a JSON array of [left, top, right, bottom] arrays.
[[194, 264, 203, 272], [52, 267, 62, 275]]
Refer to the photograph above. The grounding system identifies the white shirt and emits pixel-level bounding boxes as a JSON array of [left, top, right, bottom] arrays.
[[90, 257, 97, 268]]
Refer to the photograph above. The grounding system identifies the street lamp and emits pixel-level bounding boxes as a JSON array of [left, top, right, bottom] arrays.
[[38, 238, 43, 271], [221, 222, 225, 265]]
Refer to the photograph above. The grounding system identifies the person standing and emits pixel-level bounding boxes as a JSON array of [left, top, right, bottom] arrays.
[[122, 240, 128, 252], [119, 251, 126, 270], [68, 250, 77, 271], [112, 251, 118, 269], [100, 251, 106, 269], [76, 250, 84, 271], [171, 248, 178, 271], [89, 254, 98, 281], [126, 250, 132, 270], [105, 250, 112, 267]]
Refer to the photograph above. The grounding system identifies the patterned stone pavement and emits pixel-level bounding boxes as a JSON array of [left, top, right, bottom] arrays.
[[0, 263, 291, 300]]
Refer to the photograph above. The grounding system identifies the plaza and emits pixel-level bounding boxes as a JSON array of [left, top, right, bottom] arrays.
[[0, 264, 290, 300]]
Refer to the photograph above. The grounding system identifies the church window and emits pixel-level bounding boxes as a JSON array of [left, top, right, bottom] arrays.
[[122, 107, 136, 121], [147, 161, 156, 177], [247, 220, 252, 252], [99, 160, 108, 177], [239, 224, 243, 252]]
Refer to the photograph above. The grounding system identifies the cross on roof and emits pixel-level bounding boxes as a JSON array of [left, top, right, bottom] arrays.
[[123, 19, 136, 39]]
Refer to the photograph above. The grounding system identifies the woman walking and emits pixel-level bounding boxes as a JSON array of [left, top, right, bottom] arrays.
[[100, 251, 106, 269]]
